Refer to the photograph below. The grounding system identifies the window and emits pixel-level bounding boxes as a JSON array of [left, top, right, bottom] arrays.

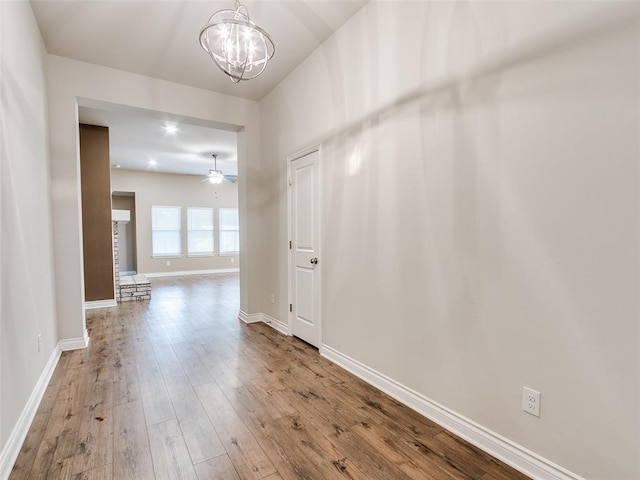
[[187, 207, 214, 256], [151, 206, 181, 257], [219, 208, 239, 254]]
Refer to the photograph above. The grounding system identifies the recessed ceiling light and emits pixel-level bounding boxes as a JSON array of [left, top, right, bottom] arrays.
[[148, 158, 158, 166], [163, 124, 178, 134]]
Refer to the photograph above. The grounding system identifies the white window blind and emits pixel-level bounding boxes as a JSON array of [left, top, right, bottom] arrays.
[[151, 206, 182, 257], [219, 208, 239, 254], [187, 207, 214, 256]]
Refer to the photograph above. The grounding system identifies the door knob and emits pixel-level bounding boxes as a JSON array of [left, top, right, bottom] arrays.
[[310, 257, 318, 265]]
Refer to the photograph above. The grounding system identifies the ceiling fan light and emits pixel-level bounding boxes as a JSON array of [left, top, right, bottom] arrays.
[[208, 170, 225, 184], [199, 0, 275, 83]]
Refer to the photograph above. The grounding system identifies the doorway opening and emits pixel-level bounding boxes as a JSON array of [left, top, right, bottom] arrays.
[[112, 191, 137, 275], [78, 101, 242, 309]]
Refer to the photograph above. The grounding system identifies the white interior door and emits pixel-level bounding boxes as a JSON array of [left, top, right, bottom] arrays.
[[290, 150, 320, 347]]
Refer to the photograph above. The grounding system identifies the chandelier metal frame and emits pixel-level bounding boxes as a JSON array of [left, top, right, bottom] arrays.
[[199, 0, 275, 83]]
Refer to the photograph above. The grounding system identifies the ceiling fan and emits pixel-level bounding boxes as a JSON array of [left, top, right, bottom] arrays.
[[201, 154, 236, 184]]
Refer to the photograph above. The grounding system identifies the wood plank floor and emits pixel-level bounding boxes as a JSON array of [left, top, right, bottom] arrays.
[[10, 273, 530, 480]]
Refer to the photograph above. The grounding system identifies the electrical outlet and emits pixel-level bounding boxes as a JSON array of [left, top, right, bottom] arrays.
[[166, 260, 171, 266], [270, 293, 275, 304], [37, 334, 42, 353], [522, 387, 541, 417], [230, 257, 235, 263]]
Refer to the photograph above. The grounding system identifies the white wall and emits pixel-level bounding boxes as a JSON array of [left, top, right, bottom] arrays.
[[259, 2, 639, 479], [111, 169, 239, 274], [0, 0, 58, 460], [47, 56, 264, 343]]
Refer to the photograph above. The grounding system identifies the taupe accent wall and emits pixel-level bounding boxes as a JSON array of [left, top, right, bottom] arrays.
[[79, 124, 115, 301]]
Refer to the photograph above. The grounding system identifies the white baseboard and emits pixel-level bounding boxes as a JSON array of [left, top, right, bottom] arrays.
[[59, 329, 89, 351], [319, 344, 584, 480], [238, 310, 262, 324], [261, 314, 290, 335], [144, 268, 239, 278], [238, 310, 290, 336], [84, 299, 117, 309], [0, 344, 61, 480]]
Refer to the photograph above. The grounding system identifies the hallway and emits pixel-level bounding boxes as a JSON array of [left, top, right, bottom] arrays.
[[10, 274, 528, 479]]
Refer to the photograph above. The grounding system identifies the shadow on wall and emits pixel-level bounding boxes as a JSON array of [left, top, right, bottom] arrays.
[[313, 3, 638, 477]]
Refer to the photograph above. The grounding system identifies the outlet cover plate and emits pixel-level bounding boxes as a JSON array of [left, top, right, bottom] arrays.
[[522, 387, 541, 417]]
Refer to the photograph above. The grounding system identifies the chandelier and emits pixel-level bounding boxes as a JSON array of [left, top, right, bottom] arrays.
[[199, 0, 275, 83]]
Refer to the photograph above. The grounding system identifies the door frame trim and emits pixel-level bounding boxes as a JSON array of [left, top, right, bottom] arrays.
[[287, 144, 322, 345]]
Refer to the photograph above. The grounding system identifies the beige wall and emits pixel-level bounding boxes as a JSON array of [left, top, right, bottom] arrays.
[[79, 124, 115, 301], [0, 0, 58, 464], [259, 2, 639, 479], [111, 169, 239, 274]]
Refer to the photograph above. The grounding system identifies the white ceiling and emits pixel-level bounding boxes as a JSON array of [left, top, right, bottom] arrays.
[[31, 0, 367, 102], [34, 0, 366, 175], [79, 106, 239, 177]]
